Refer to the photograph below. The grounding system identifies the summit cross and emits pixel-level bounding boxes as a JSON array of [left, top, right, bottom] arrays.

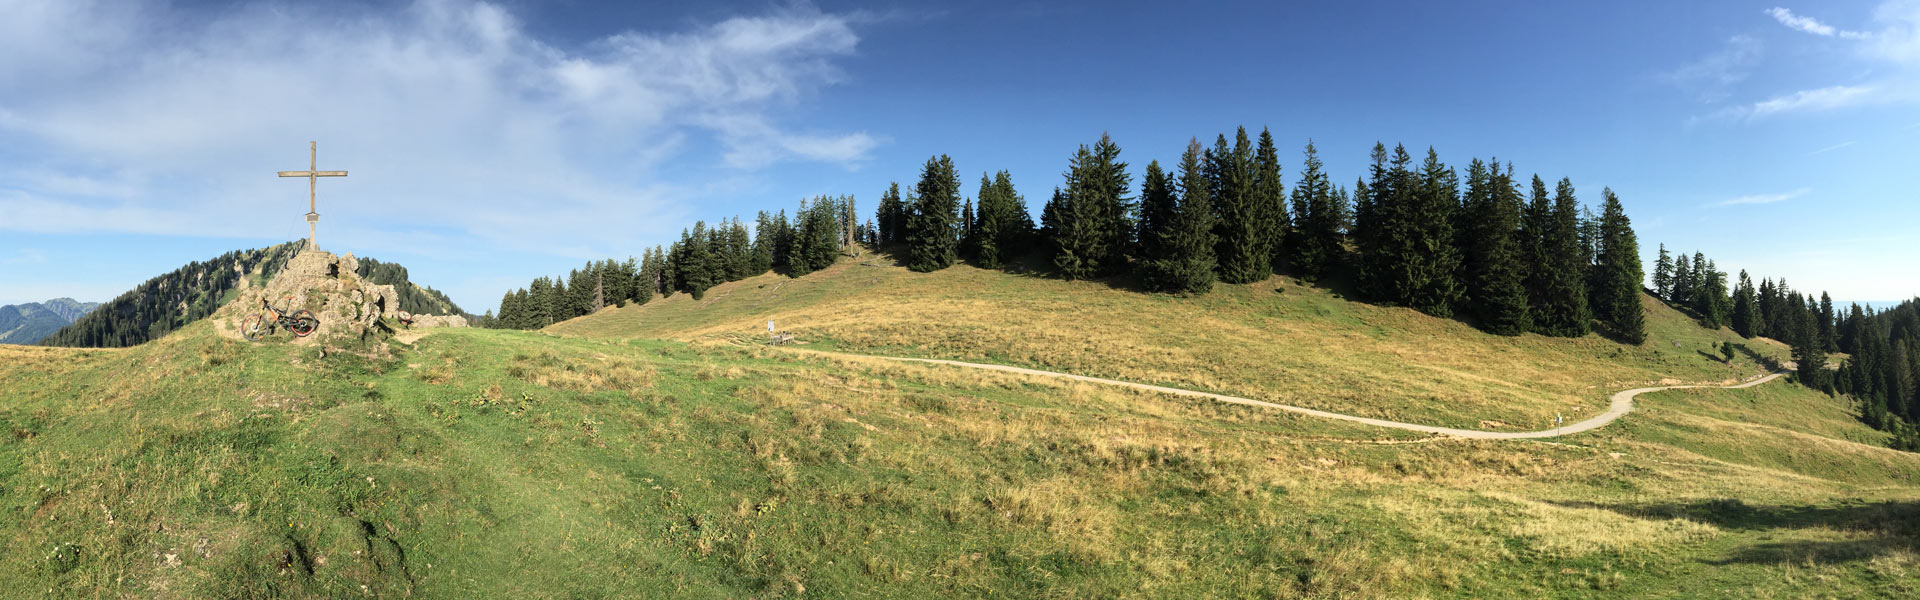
[[277, 141, 348, 250]]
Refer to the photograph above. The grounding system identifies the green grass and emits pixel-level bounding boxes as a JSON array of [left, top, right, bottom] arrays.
[[1, 253, 1911, 597], [3, 310, 1917, 597]]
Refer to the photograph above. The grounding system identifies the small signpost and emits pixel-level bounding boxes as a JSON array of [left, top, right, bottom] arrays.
[[767, 319, 793, 345]]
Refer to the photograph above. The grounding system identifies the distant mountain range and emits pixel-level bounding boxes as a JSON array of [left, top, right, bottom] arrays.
[[0, 298, 102, 344]]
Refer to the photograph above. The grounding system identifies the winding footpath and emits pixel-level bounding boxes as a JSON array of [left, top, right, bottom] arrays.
[[865, 355, 1788, 439]]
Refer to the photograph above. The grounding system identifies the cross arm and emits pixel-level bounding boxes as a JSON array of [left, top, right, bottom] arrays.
[[278, 171, 348, 177]]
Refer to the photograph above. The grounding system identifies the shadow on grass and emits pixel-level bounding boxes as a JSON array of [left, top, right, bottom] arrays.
[[1552, 498, 1920, 565]]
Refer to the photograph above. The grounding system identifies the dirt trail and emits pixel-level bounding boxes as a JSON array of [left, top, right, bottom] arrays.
[[842, 353, 1787, 439]]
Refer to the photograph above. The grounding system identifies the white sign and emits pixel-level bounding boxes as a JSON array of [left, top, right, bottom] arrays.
[[768, 320, 775, 333]]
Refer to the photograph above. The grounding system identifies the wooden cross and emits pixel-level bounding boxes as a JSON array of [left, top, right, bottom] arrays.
[[277, 141, 348, 250]]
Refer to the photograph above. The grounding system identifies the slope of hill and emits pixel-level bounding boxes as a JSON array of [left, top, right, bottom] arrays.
[[0, 299, 100, 345], [39, 242, 465, 348], [551, 256, 1792, 431], [1, 312, 1914, 597]]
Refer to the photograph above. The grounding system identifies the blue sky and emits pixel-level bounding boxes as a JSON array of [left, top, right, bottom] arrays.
[[2, 0, 1916, 313]]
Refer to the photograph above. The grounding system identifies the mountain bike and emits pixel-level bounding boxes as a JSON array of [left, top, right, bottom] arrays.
[[240, 296, 318, 341]]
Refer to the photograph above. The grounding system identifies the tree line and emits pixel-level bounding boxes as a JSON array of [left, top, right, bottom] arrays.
[[887, 129, 1646, 342], [39, 242, 305, 347], [1652, 246, 1920, 450], [487, 129, 1650, 344], [484, 196, 862, 329]]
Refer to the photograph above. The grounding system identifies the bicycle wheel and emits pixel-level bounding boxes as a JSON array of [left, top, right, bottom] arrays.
[[288, 310, 318, 337], [240, 314, 266, 341]]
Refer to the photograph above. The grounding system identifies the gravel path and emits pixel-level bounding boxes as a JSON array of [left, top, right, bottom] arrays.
[[871, 355, 1788, 439]]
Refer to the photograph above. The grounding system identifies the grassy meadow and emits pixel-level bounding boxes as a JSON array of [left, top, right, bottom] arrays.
[[2, 256, 1915, 598], [553, 255, 1788, 431]]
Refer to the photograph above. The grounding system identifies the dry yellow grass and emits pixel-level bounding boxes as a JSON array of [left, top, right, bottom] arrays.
[[552, 255, 1784, 430]]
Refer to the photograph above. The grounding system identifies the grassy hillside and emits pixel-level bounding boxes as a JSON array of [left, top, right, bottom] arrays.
[[2, 316, 1915, 598], [552, 256, 1789, 431]]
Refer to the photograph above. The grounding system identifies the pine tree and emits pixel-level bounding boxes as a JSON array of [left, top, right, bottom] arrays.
[[1732, 270, 1760, 338], [907, 155, 961, 272], [1594, 188, 1645, 344], [1353, 144, 1389, 299], [1052, 146, 1103, 280], [1792, 303, 1828, 387], [1397, 147, 1463, 317], [1670, 251, 1693, 305], [1212, 129, 1270, 284], [877, 183, 907, 245], [1696, 259, 1728, 329], [1461, 159, 1530, 335], [1652, 244, 1674, 301], [1135, 159, 1178, 286], [1531, 178, 1590, 337], [1091, 133, 1134, 275], [960, 197, 977, 258], [1289, 139, 1339, 281], [1255, 128, 1288, 273], [1819, 291, 1837, 352]]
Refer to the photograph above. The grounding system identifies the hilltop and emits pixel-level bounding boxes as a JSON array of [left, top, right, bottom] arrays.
[[39, 241, 468, 348], [0, 299, 100, 345]]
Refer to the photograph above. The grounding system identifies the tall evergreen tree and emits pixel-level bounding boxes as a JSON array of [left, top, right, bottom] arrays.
[[1594, 188, 1646, 343], [907, 155, 962, 272], [1353, 144, 1389, 299], [1135, 160, 1178, 277], [1211, 129, 1270, 283], [1289, 139, 1340, 281], [1652, 244, 1674, 301], [1254, 128, 1288, 273], [1819, 291, 1838, 352], [1460, 159, 1530, 335], [877, 183, 907, 245], [1394, 147, 1463, 317], [1696, 259, 1729, 329], [1531, 178, 1591, 337], [1670, 251, 1693, 305], [1732, 270, 1760, 338]]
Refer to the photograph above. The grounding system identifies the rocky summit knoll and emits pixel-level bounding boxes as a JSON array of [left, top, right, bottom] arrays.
[[215, 247, 465, 354]]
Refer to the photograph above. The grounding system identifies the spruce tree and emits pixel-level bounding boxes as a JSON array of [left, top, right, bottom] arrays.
[[1696, 260, 1728, 329], [1212, 129, 1269, 284], [991, 171, 1032, 263], [1819, 291, 1837, 352], [1594, 188, 1645, 343], [1165, 139, 1218, 294], [1289, 139, 1339, 281], [751, 211, 777, 274], [1353, 144, 1389, 299], [1135, 160, 1177, 281], [1732, 270, 1760, 338], [877, 183, 906, 245], [1398, 147, 1464, 317], [1052, 146, 1104, 280], [1670, 251, 1693, 305], [1531, 178, 1591, 337], [907, 155, 962, 272], [1255, 128, 1288, 273], [1461, 159, 1530, 335], [1091, 134, 1134, 274], [1652, 244, 1674, 301]]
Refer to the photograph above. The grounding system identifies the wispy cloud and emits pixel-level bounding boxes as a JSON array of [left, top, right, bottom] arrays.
[[1710, 187, 1812, 207], [1665, 35, 1763, 102], [1767, 7, 1871, 39], [1807, 140, 1857, 154], [1710, 84, 1882, 121]]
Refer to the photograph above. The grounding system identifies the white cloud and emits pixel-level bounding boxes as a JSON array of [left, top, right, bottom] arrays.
[[1710, 187, 1812, 207], [0, 0, 877, 257], [1766, 7, 1871, 39], [1666, 35, 1763, 102], [1708, 84, 1884, 121]]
